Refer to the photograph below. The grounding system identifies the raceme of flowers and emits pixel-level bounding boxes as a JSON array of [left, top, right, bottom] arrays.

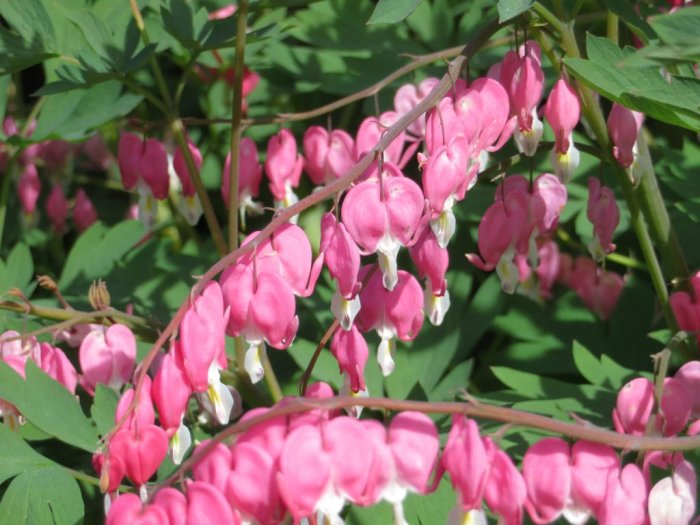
[[1, 34, 691, 525]]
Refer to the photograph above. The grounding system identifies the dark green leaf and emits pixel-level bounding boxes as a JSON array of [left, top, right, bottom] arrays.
[[0, 467, 84, 525], [0, 243, 33, 294], [600, 0, 655, 42], [0, 0, 57, 52], [497, 0, 533, 22], [0, 28, 54, 75], [564, 34, 700, 131], [650, 6, 700, 46], [0, 75, 10, 130], [0, 361, 99, 452], [0, 425, 54, 485], [572, 340, 604, 385], [367, 0, 421, 24], [33, 81, 142, 140], [91, 384, 119, 437], [58, 221, 109, 289]]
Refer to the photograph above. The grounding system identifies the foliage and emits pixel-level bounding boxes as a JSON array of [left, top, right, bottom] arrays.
[[0, 0, 699, 524]]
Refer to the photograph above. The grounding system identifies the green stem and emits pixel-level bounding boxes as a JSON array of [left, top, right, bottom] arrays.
[[65, 467, 132, 492], [634, 131, 690, 284], [262, 351, 283, 402], [606, 11, 619, 45], [121, 76, 168, 113], [0, 156, 13, 250], [0, 301, 160, 341], [227, 0, 250, 250]]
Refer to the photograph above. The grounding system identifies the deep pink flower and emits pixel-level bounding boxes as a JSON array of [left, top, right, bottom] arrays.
[[320, 212, 362, 328], [523, 437, 571, 524], [341, 175, 424, 291], [442, 416, 491, 511], [38, 342, 77, 394], [303, 126, 355, 186], [408, 226, 451, 326], [222, 137, 263, 214], [394, 77, 440, 138], [106, 493, 170, 525], [79, 324, 136, 393], [587, 177, 620, 261], [607, 103, 644, 168], [73, 188, 98, 232], [355, 112, 406, 167], [355, 266, 424, 376], [109, 424, 168, 487], [17, 163, 40, 216], [265, 128, 303, 206], [598, 464, 648, 525], [46, 185, 68, 233], [330, 325, 368, 393]]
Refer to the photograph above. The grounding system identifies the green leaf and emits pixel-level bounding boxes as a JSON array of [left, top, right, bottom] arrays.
[[0, 425, 54, 485], [91, 384, 119, 437], [0, 75, 10, 129], [497, 0, 533, 22], [564, 34, 700, 131], [650, 6, 700, 46], [0, 0, 57, 52], [0, 467, 84, 525], [58, 220, 144, 291], [0, 28, 54, 74], [572, 340, 604, 385], [58, 221, 108, 289], [33, 81, 143, 140], [599, 0, 655, 42], [367, 0, 421, 24], [0, 361, 99, 452], [0, 243, 33, 294]]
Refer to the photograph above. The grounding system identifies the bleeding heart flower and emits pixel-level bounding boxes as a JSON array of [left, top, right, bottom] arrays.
[[523, 437, 571, 524], [152, 352, 192, 464], [109, 424, 169, 487], [384, 412, 439, 525], [17, 163, 40, 216], [498, 41, 545, 155], [303, 126, 356, 186], [106, 493, 170, 525], [607, 103, 644, 168], [221, 263, 298, 383], [648, 459, 696, 525], [342, 174, 425, 291], [38, 342, 77, 394], [544, 77, 581, 181], [409, 227, 451, 326], [265, 128, 304, 211], [355, 266, 424, 376], [73, 188, 98, 232], [355, 112, 406, 167], [46, 185, 68, 233], [330, 325, 368, 393], [320, 213, 362, 329], [222, 137, 264, 223], [587, 177, 620, 261], [79, 324, 137, 393], [443, 416, 491, 511], [598, 464, 648, 525], [277, 424, 336, 522], [227, 442, 286, 525]]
